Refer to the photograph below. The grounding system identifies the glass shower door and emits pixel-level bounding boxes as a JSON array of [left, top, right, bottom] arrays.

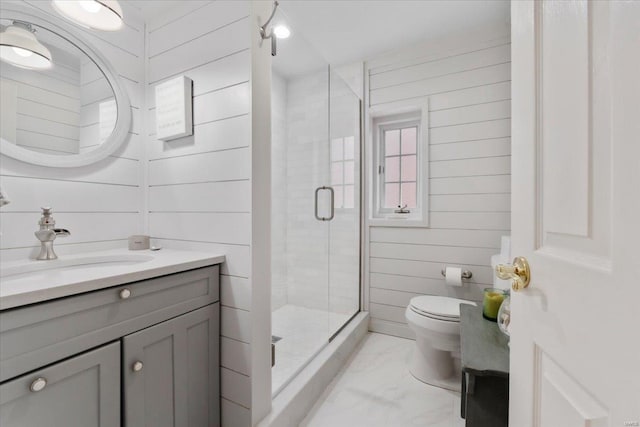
[[270, 12, 362, 396], [271, 33, 332, 395], [328, 69, 361, 337]]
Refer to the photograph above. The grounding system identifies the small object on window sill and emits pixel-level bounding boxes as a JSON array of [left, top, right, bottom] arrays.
[[394, 204, 411, 214]]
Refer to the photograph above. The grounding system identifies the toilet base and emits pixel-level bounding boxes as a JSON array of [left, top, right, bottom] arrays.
[[409, 368, 461, 392], [409, 341, 462, 392]]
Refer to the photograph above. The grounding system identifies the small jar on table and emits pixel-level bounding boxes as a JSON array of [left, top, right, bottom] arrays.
[[482, 288, 507, 321]]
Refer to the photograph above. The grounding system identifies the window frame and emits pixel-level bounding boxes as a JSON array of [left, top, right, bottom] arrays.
[[369, 103, 429, 227]]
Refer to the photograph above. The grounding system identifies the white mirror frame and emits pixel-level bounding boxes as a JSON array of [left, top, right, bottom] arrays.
[[0, 4, 131, 168]]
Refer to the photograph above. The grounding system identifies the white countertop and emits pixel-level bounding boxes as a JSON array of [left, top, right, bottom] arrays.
[[0, 248, 225, 310]]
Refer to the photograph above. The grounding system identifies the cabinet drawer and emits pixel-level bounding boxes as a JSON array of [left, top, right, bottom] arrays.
[[0, 341, 120, 427], [1, 265, 218, 382]]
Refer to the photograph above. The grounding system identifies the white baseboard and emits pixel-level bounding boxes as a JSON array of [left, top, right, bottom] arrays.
[[369, 318, 415, 340]]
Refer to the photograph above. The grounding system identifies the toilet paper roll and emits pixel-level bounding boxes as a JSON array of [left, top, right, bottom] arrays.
[[445, 267, 463, 287]]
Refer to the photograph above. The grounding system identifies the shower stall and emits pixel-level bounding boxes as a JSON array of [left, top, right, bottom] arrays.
[[271, 21, 362, 395]]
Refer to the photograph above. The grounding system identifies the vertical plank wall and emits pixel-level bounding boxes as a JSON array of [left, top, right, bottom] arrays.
[[0, 0, 144, 261], [144, 2, 253, 425], [366, 26, 512, 338]]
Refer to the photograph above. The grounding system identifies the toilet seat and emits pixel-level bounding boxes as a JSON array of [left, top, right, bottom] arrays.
[[409, 296, 476, 322]]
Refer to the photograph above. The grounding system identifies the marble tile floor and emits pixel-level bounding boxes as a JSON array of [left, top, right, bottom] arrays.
[[272, 304, 351, 395], [299, 332, 465, 427]]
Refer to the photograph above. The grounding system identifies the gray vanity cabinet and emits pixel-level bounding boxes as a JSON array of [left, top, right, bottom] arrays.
[[0, 341, 121, 427], [124, 304, 220, 427], [0, 265, 221, 427]]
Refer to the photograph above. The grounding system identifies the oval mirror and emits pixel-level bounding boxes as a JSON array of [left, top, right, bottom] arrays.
[[0, 5, 131, 168]]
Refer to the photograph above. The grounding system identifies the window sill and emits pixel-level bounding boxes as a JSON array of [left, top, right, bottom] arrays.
[[368, 216, 428, 228]]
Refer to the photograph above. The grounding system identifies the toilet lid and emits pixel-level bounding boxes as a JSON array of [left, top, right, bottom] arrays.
[[409, 296, 476, 320]]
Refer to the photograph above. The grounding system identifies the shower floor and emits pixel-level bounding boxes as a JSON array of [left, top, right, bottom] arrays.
[[272, 304, 351, 394]]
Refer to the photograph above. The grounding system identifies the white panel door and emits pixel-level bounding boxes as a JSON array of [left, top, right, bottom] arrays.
[[510, 1, 640, 426]]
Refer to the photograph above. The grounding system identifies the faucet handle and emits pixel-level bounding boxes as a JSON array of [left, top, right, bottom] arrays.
[[39, 207, 55, 227], [53, 228, 71, 237]]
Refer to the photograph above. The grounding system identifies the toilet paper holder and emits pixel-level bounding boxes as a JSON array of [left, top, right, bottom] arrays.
[[441, 267, 473, 279]]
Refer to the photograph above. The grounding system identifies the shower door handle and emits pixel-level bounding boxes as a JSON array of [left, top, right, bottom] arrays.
[[314, 187, 323, 221], [314, 186, 335, 221], [326, 186, 335, 221]]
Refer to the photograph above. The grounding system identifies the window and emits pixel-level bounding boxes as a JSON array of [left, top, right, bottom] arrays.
[[381, 124, 418, 210], [330, 136, 356, 209], [370, 107, 428, 226]]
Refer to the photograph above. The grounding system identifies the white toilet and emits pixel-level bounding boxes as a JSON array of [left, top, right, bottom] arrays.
[[405, 295, 476, 391]]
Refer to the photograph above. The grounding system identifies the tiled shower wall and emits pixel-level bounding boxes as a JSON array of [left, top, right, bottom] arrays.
[[271, 72, 288, 312], [282, 70, 331, 311]]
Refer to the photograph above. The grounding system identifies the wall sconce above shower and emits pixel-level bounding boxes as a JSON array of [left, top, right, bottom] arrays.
[[259, 1, 290, 56], [272, 25, 290, 40]]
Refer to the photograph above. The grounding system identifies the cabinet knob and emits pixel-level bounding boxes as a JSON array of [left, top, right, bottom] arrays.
[[119, 288, 131, 299], [30, 377, 47, 392], [132, 361, 143, 372]]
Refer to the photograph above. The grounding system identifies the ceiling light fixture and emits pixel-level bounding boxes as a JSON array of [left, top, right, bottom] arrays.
[[52, 0, 124, 31], [0, 22, 52, 69]]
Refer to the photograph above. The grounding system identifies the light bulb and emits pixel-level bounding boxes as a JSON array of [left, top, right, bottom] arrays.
[[273, 25, 290, 39], [52, 0, 123, 31], [12, 47, 33, 57], [79, 1, 102, 14]]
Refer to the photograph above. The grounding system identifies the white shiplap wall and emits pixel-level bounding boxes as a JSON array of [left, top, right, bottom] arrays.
[[144, 2, 253, 426], [0, 0, 145, 260], [0, 43, 81, 154], [366, 26, 512, 339], [78, 59, 115, 153]]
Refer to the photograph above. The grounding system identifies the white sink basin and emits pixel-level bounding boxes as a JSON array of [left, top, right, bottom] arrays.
[[0, 254, 154, 279]]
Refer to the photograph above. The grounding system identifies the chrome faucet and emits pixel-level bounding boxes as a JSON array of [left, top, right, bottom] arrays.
[[34, 207, 70, 260]]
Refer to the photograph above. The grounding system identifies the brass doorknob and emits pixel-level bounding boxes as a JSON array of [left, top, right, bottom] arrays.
[[495, 256, 531, 291]]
